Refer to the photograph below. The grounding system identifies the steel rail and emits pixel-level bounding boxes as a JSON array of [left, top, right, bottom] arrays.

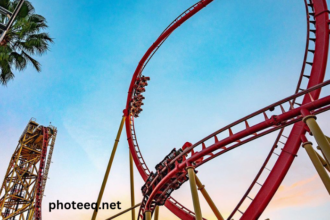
[[41, 129, 57, 198], [129, 0, 329, 219], [223, 125, 284, 220], [142, 94, 330, 212], [125, 1, 214, 219], [154, 0, 325, 176], [140, 1, 204, 74], [294, 0, 312, 96], [34, 127, 49, 220], [139, 81, 330, 217], [226, 130, 283, 220], [228, 0, 313, 217], [241, 1, 329, 218], [139, 80, 330, 205], [196, 103, 330, 167], [140, 5, 330, 211], [129, 117, 150, 176], [168, 79, 330, 168]]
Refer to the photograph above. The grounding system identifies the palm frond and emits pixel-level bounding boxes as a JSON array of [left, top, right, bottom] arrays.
[[0, 0, 52, 84], [13, 33, 52, 55], [21, 50, 41, 71], [10, 51, 26, 70], [0, 0, 10, 9], [0, 61, 14, 85], [28, 14, 46, 24], [16, 0, 35, 18]]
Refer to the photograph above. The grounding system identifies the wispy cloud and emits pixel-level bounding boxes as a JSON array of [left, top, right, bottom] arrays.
[[270, 175, 328, 209]]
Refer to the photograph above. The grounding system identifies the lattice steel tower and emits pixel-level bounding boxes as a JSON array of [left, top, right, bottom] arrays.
[[0, 118, 57, 220]]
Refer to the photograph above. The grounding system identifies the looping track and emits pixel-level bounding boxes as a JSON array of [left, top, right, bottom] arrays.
[[124, 0, 330, 219]]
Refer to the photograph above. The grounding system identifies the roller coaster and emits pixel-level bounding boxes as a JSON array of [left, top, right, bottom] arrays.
[[90, 0, 330, 219], [92, 0, 330, 220], [1, 0, 328, 219], [2, 0, 328, 219]]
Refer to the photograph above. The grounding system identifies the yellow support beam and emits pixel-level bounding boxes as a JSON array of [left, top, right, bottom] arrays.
[[91, 116, 126, 220], [302, 142, 330, 194], [145, 211, 152, 220], [187, 167, 203, 220], [317, 144, 330, 166], [0, 146, 23, 214], [154, 206, 159, 220], [195, 176, 224, 220], [316, 147, 330, 172], [303, 115, 330, 165], [129, 152, 135, 220], [106, 203, 141, 220]]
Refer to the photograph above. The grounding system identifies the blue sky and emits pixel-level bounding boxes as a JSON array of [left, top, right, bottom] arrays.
[[1, 0, 330, 219]]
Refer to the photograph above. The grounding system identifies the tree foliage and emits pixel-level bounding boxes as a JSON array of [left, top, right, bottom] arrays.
[[0, 0, 52, 85]]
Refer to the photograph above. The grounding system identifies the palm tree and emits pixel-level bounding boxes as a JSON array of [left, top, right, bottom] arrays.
[[0, 0, 52, 85]]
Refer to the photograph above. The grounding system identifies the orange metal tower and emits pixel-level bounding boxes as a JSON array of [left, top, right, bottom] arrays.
[[0, 118, 57, 220]]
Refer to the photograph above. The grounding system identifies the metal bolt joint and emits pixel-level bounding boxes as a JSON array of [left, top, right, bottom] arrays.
[[302, 141, 313, 148], [270, 115, 280, 125], [186, 166, 195, 171], [197, 185, 205, 191], [302, 115, 317, 123]]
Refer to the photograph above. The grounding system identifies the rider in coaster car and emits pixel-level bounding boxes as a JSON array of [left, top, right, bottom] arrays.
[[130, 106, 143, 117], [133, 101, 144, 108], [138, 81, 148, 87], [134, 81, 147, 89], [134, 94, 145, 101], [141, 75, 150, 82], [130, 107, 137, 114], [135, 87, 146, 94]]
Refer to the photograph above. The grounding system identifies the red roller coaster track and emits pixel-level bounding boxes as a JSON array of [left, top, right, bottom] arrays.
[[35, 127, 49, 220], [124, 0, 330, 219]]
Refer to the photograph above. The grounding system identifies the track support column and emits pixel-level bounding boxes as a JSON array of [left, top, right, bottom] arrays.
[[195, 176, 224, 220], [106, 203, 141, 220], [145, 211, 152, 220], [303, 115, 330, 164], [154, 206, 159, 220], [316, 146, 330, 172], [187, 167, 202, 220], [302, 141, 330, 194], [91, 116, 126, 220], [129, 151, 135, 220]]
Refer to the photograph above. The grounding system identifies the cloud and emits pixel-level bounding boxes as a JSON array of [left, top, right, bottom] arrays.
[[270, 174, 328, 209]]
